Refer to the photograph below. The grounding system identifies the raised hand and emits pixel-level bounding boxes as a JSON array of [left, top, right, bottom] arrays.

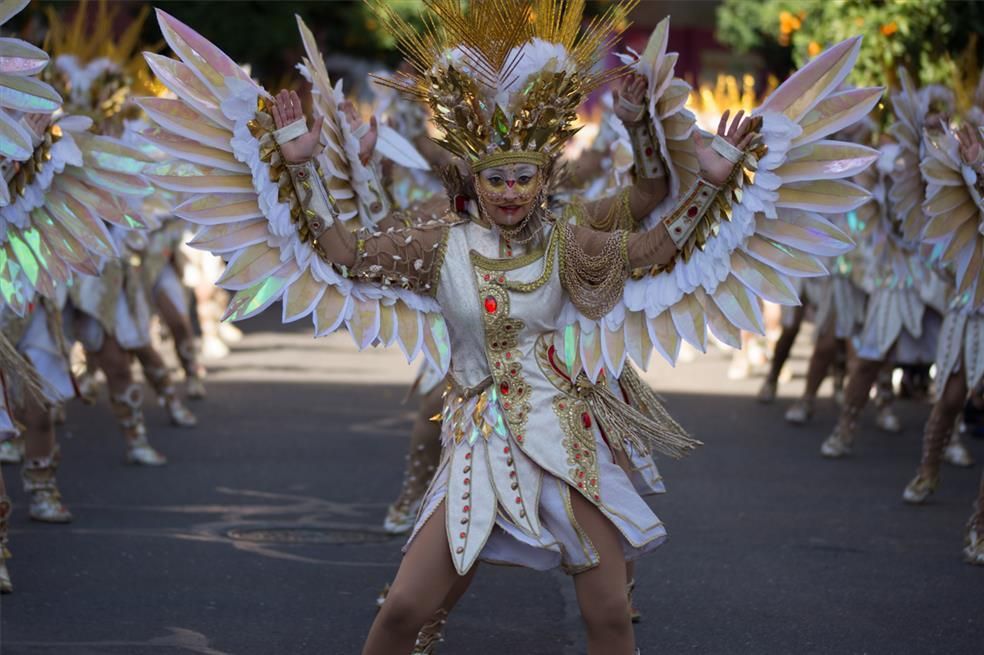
[[957, 123, 982, 166], [613, 73, 648, 124], [339, 100, 378, 166], [693, 109, 760, 187], [271, 89, 323, 164]]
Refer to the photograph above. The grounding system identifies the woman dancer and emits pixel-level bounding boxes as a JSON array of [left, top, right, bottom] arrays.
[[819, 76, 950, 458], [902, 115, 984, 566], [144, 4, 875, 651]]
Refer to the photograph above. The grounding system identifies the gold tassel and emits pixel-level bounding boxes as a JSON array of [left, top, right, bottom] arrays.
[[0, 331, 51, 408], [579, 376, 700, 460], [619, 366, 670, 418]]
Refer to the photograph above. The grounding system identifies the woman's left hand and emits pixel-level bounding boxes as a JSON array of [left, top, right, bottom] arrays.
[[693, 110, 759, 186], [613, 73, 648, 124]]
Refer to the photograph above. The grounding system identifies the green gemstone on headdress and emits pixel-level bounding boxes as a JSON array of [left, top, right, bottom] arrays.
[[492, 106, 510, 139]]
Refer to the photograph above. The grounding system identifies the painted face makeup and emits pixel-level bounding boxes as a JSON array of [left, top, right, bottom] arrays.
[[475, 164, 542, 226]]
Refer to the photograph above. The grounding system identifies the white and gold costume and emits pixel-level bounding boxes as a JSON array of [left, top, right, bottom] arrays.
[[897, 75, 984, 564], [0, 0, 162, 589], [142, 2, 875, 578]]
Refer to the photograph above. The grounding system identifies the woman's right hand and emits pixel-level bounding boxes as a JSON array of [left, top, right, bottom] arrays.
[[271, 89, 323, 164], [957, 123, 982, 166]]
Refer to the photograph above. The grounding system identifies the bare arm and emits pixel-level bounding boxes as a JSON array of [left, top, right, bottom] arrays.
[[273, 90, 449, 294], [287, 158, 449, 293], [581, 74, 757, 236], [560, 110, 758, 319], [579, 74, 668, 230]]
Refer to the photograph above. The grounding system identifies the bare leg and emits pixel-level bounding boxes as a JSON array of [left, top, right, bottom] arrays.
[[873, 363, 901, 433], [364, 502, 463, 655], [831, 343, 848, 404], [903, 369, 967, 503], [75, 347, 101, 404], [820, 356, 882, 458], [385, 384, 444, 534], [965, 471, 984, 565], [88, 336, 166, 466], [758, 306, 804, 402], [410, 564, 478, 654], [785, 331, 839, 424], [625, 559, 641, 623], [132, 344, 197, 427], [0, 470, 10, 592], [154, 287, 206, 399], [570, 492, 635, 655], [19, 393, 70, 522]]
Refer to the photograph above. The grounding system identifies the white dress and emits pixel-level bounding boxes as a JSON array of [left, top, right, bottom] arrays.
[[410, 221, 667, 574]]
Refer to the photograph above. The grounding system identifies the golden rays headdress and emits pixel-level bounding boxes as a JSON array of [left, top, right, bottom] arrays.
[[42, 0, 163, 119], [371, 0, 637, 172]]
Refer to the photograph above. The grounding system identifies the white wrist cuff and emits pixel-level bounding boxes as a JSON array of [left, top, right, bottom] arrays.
[[617, 98, 646, 124], [351, 120, 370, 139], [274, 118, 309, 145], [711, 135, 743, 164]]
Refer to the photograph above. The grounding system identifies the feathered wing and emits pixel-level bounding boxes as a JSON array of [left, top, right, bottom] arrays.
[[142, 10, 451, 374], [0, 0, 61, 174], [1, 117, 159, 315], [564, 26, 880, 380], [859, 143, 927, 296], [887, 68, 928, 243], [920, 126, 984, 311], [295, 15, 391, 229], [1, 1, 157, 315]]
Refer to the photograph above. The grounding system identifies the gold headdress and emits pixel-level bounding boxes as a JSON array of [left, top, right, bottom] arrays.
[[42, 0, 163, 121], [372, 0, 636, 172]]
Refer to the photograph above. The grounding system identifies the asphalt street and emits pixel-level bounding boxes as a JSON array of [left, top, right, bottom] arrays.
[[1, 311, 981, 655]]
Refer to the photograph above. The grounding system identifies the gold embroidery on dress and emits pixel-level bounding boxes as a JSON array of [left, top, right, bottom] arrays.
[[474, 267, 532, 443], [534, 335, 602, 503], [552, 394, 602, 503]]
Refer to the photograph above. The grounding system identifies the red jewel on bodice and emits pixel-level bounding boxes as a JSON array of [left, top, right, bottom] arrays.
[[484, 296, 497, 313], [500, 381, 510, 395], [581, 412, 592, 429]]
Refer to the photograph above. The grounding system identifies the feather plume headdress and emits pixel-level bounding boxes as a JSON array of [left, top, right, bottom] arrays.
[[371, 0, 636, 172]]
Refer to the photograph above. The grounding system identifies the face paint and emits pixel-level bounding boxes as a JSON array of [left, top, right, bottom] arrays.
[[475, 164, 542, 226], [476, 164, 541, 204]]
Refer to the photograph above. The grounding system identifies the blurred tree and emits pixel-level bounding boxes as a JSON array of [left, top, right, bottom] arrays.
[[716, 0, 984, 105], [150, 1, 428, 85], [25, 1, 427, 89]]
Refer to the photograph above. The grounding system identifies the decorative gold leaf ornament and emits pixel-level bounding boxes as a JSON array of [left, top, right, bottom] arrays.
[[6, 125, 62, 199]]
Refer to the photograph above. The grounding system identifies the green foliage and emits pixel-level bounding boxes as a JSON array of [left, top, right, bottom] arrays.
[[150, 0, 427, 84], [717, 0, 984, 97], [31, 1, 427, 89]]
